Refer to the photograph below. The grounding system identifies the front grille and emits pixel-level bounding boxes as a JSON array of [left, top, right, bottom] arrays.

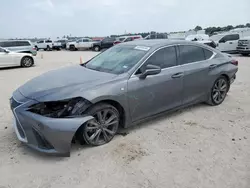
[[32, 128, 54, 150], [10, 97, 22, 110]]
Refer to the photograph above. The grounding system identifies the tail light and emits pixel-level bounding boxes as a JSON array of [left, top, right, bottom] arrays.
[[231, 59, 238, 66]]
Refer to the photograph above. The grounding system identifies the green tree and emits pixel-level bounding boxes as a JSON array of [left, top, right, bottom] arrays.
[[194, 26, 202, 31]]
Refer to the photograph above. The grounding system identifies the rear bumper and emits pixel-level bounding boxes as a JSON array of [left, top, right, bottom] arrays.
[[230, 75, 236, 84], [10, 90, 93, 157]]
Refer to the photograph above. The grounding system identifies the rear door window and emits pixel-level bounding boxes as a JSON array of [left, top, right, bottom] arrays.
[[179, 45, 205, 65], [45, 40, 52, 43], [16, 41, 30, 46], [2, 41, 17, 47]]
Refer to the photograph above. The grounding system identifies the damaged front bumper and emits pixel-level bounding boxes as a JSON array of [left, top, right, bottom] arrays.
[[10, 91, 93, 157]]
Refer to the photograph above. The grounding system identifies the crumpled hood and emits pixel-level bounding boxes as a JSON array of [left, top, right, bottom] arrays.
[[18, 65, 117, 100]]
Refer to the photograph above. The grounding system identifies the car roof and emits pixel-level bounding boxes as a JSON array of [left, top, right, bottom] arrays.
[[120, 39, 203, 48]]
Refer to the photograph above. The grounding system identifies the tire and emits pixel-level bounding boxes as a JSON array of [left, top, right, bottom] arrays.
[[93, 46, 101, 52], [35, 46, 39, 51], [206, 76, 229, 106], [46, 45, 51, 51], [21, 56, 34, 68], [79, 103, 120, 146], [69, 45, 76, 51]]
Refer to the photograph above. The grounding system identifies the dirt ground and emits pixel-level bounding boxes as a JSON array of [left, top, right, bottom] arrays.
[[0, 51, 249, 188]]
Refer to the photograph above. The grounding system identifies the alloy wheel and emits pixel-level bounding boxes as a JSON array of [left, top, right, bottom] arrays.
[[212, 78, 228, 104], [22, 57, 33, 67], [84, 109, 119, 145]]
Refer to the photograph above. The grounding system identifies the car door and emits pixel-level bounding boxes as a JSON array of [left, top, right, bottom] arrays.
[[0, 47, 14, 67], [218, 34, 239, 52], [127, 46, 183, 122], [178, 45, 215, 105], [102, 38, 115, 48]]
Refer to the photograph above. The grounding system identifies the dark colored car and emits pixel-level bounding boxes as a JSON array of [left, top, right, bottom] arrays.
[[10, 40, 238, 156], [56, 40, 68, 49], [92, 37, 116, 51]]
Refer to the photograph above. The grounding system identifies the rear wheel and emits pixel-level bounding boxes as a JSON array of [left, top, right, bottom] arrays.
[[21, 56, 34, 68], [93, 46, 100, 52], [69, 45, 76, 51], [207, 76, 229, 106], [80, 103, 120, 146]]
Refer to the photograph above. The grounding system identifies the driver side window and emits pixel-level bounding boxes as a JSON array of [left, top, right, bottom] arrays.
[[136, 46, 177, 74], [145, 46, 177, 69]]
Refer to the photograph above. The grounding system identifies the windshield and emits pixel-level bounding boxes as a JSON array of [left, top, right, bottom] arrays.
[[210, 35, 223, 41], [84, 46, 148, 74], [119, 37, 125, 41]]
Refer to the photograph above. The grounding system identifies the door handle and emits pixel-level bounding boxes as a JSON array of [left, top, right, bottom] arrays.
[[209, 64, 217, 69], [171, 72, 184, 78], [229, 42, 233, 44]]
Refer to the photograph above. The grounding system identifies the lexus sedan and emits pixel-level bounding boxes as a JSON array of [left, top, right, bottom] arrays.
[[0, 47, 34, 68], [10, 40, 238, 156]]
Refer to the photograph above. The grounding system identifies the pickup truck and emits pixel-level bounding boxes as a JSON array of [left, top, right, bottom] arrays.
[[67, 38, 96, 51], [34, 40, 53, 51], [237, 36, 250, 56], [92, 37, 116, 51]]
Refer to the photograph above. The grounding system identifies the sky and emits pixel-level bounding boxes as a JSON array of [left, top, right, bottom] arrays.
[[0, 0, 249, 39]]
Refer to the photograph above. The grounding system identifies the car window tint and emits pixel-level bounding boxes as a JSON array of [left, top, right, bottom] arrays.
[[222, 34, 239, 42], [16, 41, 30, 46], [37, 41, 44, 43], [146, 46, 177, 69], [204, 49, 213, 59], [3, 41, 16, 47], [45, 40, 52, 43], [124, 37, 133, 42], [179, 45, 205, 65], [82, 39, 88, 42]]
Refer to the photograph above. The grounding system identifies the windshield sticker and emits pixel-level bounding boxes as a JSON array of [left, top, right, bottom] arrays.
[[134, 46, 150, 51]]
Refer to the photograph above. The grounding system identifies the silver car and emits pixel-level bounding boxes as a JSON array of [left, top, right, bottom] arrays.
[[10, 40, 238, 156], [0, 40, 37, 56]]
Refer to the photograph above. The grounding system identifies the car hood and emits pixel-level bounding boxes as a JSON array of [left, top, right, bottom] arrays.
[[18, 65, 117, 100]]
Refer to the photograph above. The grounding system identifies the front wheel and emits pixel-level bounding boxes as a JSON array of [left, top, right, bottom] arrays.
[[21, 56, 34, 68], [93, 46, 100, 52], [80, 103, 120, 146], [46, 45, 51, 51], [207, 76, 229, 106]]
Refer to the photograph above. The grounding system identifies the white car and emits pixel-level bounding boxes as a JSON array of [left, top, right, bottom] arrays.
[[66, 38, 96, 51], [0, 47, 34, 68], [210, 33, 240, 53], [34, 40, 53, 51]]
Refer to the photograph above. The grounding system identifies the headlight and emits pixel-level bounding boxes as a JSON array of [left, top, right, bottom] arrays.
[[29, 97, 91, 118]]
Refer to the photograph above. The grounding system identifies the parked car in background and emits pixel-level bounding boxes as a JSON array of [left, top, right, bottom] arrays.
[[34, 40, 53, 51], [144, 33, 168, 40], [0, 40, 37, 56], [10, 40, 238, 156], [56, 39, 68, 49], [52, 41, 62, 50], [0, 47, 34, 68], [66, 38, 96, 51], [92, 37, 116, 51], [210, 33, 240, 53], [114, 35, 143, 45], [237, 36, 250, 56], [196, 40, 217, 48]]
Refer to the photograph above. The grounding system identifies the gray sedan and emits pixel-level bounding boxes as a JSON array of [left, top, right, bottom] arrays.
[[10, 40, 238, 156]]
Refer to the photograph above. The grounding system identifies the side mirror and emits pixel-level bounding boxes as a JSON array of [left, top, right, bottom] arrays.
[[139, 64, 161, 79], [4, 49, 9, 53]]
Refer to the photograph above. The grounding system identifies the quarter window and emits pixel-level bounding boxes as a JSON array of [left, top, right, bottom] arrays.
[[204, 49, 213, 59], [179, 45, 205, 65], [145, 46, 177, 69]]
